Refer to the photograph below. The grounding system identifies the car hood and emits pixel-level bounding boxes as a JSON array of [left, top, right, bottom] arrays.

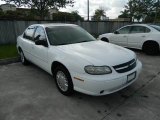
[[55, 41, 135, 66]]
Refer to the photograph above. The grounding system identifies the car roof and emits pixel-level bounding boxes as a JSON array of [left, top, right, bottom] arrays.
[[125, 24, 148, 27], [30, 23, 78, 28]]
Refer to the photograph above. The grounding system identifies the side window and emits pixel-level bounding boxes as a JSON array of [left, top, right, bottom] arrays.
[[145, 27, 151, 33], [23, 26, 35, 41], [118, 26, 131, 34], [34, 26, 46, 41], [130, 26, 151, 34]]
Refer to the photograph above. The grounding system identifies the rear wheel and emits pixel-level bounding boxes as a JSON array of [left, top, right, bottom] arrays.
[[20, 50, 29, 65], [101, 38, 109, 42], [143, 41, 159, 55], [54, 65, 74, 96]]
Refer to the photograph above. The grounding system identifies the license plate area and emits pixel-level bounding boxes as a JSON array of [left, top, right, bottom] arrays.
[[127, 72, 136, 83]]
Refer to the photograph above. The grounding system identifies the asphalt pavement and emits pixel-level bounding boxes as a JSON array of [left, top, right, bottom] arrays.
[[0, 50, 160, 120]]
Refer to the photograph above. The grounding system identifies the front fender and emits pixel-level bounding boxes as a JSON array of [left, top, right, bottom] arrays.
[[48, 48, 92, 76], [99, 33, 113, 40]]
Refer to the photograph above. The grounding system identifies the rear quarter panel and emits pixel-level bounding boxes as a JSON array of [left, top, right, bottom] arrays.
[[140, 33, 160, 49]]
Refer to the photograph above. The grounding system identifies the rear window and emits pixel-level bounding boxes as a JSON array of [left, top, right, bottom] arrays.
[[150, 25, 160, 32], [130, 26, 150, 33]]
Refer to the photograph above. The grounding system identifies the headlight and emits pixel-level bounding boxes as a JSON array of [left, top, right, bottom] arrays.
[[84, 65, 112, 75]]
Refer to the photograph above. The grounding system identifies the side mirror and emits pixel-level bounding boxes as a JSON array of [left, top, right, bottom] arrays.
[[34, 35, 41, 41], [35, 40, 48, 47], [114, 31, 119, 34]]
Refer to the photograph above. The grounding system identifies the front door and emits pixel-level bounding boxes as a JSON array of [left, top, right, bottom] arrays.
[[31, 26, 49, 70], [110, 26, 132, 47]]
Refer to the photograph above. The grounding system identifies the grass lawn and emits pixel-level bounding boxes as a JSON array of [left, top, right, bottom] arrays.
[[0, 44, 18, 59]]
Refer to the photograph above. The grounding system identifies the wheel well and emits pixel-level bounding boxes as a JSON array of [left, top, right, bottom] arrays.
[[101, 37, 109, 42], [142, 40, 159, 50], [18, 47, 22, 53], [51, 61, 69, 75]]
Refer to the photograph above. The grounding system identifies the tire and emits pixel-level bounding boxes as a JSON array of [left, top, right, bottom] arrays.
[[101, 38, 109, 42], [54, 65, 74, 96], [20, 50, 29, 65], [143, 42, 159, 55]]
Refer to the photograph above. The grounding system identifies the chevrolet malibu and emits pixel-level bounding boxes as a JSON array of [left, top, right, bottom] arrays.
[[17, 24, 142, 96], [98, 24, 160, 55]]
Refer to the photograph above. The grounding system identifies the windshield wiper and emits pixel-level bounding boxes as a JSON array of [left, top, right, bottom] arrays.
[[76, 40, 92, 43], [55, 43, 68, 46], [55, 40, 93, 46]]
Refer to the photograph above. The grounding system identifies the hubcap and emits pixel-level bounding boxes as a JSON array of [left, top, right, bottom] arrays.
[[20, 52, 25, 63], [56, 71, 68, 92]]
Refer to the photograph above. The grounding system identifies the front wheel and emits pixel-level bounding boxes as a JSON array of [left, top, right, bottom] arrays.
[[54, 65, 74, 96], [101, 38, 109, 42]]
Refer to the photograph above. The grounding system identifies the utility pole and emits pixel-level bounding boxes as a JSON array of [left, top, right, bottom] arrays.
[[87, 0, 89, 21]]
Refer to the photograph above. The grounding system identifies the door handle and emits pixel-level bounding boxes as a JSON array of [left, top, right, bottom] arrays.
[[123, 36, 127, 37], [141, 36, 146, 37]]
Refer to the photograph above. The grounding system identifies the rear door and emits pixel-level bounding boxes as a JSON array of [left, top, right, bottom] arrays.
[[110, 26, 132, 47], [127, 26, 150, 49], [21, 26, 36, 60]]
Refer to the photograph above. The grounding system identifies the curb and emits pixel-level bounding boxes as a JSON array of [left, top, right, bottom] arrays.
[[0, 57, 20, 65]]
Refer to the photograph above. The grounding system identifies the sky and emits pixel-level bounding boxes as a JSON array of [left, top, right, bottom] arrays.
[[0, 0, 128, 19], [60, 0, 128, 19]]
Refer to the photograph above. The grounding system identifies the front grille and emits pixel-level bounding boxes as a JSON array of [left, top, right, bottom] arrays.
[[113, 59, 136, 73]]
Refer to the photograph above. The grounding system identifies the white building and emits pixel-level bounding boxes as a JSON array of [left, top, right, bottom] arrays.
[[100, 16, 109, 21], [0, 4, 16, 12]]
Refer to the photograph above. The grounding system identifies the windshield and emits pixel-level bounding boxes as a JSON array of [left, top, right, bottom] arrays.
[[150, 25, 160, 32], [45, 25, 96, 45]]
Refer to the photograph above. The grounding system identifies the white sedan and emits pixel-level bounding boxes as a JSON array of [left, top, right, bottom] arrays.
[[17, 24, 142, 96], [98, 24, 160, 55]]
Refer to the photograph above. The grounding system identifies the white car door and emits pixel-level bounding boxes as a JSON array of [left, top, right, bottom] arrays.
[[127, 26, 150, 49], [110, 26, 132, 47], [21, 26, 36, 60], [31, 26, 49, 70]]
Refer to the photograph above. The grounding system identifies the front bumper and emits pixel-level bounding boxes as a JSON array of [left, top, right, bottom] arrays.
[[72, 60, 142, 96]]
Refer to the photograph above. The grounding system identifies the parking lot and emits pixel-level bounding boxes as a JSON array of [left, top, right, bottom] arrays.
[[0, 50, 160, 120]]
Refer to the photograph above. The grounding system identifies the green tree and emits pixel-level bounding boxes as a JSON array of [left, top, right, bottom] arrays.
[[92, 8, 106, 21], [71, 11, 84, 21], [52, 11, 84, 21], [2, 0, 75, 19], [118, 10, 130, 18], [119, 0, 157, 22], [0, 8, 4, 18], [122, 0, 144, 22], [154, 0, 160, 22]]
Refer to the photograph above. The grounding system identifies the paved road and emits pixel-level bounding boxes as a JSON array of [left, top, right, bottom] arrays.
[[0, 51, 160, 120]]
